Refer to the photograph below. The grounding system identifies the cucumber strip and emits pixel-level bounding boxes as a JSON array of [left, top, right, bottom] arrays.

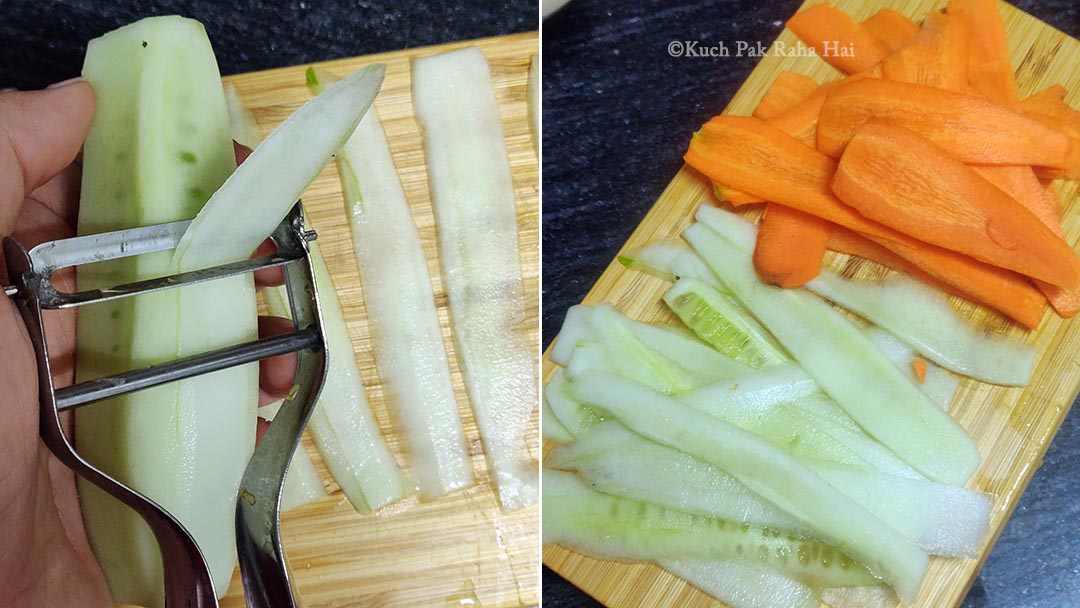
[[528, 54, 539, 155], [821, 585, 898, 608], [570, 371, 929, 602], [664, 277, 788, 368], [592, 302, 751, 386], [543, 369, 604, 438], [541, 397, 575, 444], [226, 84, 326, 513], [256, 400, 327, 511], [265, 244, 413, 512], [543, 470, 877, 589], [865, 327, 960, 411], [550, 304, 592, 366], [308, 67, 472, 500], [74, 17, 257, 604], [223, 83, 262, 148], [620, 238, 715, 283], [548, 420, 802, 533], [673, 364, 817, 424], [173, 62, 386, 271], [685, 218, 981, 486], [661, 561, 819, 608], [413, 47, 537, 511], [551, 420, 988, 557], [810, 463, 991, 558], [810, 270, 1035, 386]]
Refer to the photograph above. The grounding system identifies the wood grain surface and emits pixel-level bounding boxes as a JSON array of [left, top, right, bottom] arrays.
[[541, 1, 1080, 607], [203, 32, 538, 608]]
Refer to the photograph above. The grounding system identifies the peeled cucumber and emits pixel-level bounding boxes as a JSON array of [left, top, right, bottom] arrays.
[[75, 17, 257, 605], [542, 470, 878, 589], [662, 560, 819, 608]]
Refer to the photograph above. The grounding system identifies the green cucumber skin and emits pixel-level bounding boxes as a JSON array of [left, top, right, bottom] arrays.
[[74, 16, 257, 606], [543, 470, 877, 589]]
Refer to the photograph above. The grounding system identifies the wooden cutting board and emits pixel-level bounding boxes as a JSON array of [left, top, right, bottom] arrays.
[[206, 32, 538, 608], [542, 1, 1080, 607]]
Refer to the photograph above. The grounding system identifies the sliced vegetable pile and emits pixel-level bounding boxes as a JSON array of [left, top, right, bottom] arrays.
[[687, 0, 1080, 329], [543, 1, 1070, 606]]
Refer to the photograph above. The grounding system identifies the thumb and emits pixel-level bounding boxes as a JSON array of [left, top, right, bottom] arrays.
[[0, 80, 96, 236]]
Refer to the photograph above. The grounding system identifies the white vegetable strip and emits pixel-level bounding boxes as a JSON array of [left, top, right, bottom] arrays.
[[413, 47, 537, 511], [571, 371, 930, 603], [661, 561, 819, 608], [543, 369, 604, 437], [542, 470, 877, 588], [225, 83, 326, 513], [265, 244, 412, 512], [174, 63, 386, 271], [675, 363, 816, 415], [75, 18, 257, 604], [685, 218, 981, 486], [309, 67, 472, 500], [865, 327, 960, 411], [811, 270, 1035, 386], [621, 238, 715, 283], [548, 421, 802, 532], [810, 463, 991, 558]]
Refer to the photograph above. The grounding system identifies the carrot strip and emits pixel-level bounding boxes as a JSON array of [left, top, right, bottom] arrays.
[[880, 13, 971, 92], [716, 73, 824, 205], [912, 359, 928, 384], [1019, 86, 1080, 181], [786, 4, 891, 74], [753, 204, 830, 287], [946, 0, 1020, 107], [754, 72, 820, 120], [972, 165, 1078, 316], [861, 9, 920, 51], [832, 120, 1080, 288], [685, 116, 1046, 326], [816, 78, 1073, 170], [827, 226, 1047, 328]]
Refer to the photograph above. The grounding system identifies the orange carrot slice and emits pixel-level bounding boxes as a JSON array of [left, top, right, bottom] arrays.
[[753, 204, 830, 287], [827, 226, 1047, 328], [754, 72, 820, 120], [786, 4, 891, 74], [912, 359, 928, 384], [861, 9, 920, 51], [685, 116, 1047, 326], [717, 73, 823, 205], [880, 13, 971, 92], [1019, 86, 1080, 181], [816, 78, 1073, 170], [946, 0, 1020, 107], [832, 120, 1080, 288], [972, 165, 1078, 317]]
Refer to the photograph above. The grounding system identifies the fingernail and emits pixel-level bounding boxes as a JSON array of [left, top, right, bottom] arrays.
[[0, 87, 16, 93], [47, 76, 85, 89]]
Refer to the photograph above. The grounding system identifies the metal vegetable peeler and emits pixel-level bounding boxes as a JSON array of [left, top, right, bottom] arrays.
[[2, 203, 327, 608]]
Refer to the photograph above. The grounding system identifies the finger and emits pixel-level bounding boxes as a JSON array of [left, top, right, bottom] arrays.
[[258, 316, 297, 406], [0, 82, 95, 235], [27, 162, 82, 229], [253, 238, 284, 289], [234, 141, 253, 165]]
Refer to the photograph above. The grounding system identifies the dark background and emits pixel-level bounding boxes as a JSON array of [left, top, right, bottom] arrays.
[[542, 0, 1080, 607], [0, 0, 534, 89]]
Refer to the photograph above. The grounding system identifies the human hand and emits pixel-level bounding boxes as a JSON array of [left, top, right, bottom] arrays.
[[0, 82, 296, 608]]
